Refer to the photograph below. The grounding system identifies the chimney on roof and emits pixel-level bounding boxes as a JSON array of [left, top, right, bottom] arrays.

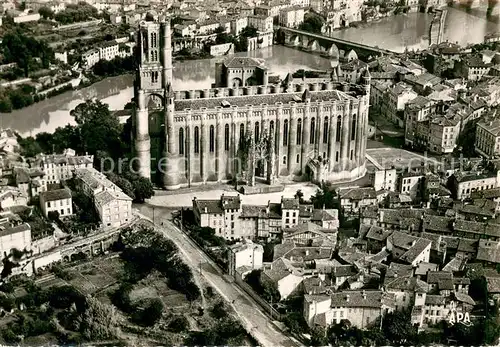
[[362, 290, 366, 299], [380, 210, 384, 223], [204, 207, 207, 213], [306, 250, 310, 256], [345, 294, 350, 302]]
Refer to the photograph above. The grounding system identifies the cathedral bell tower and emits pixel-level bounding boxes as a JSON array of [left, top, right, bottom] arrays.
[[133, 14, 175, 187]]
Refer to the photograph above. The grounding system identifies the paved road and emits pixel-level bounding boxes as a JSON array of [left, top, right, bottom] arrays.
[[134, 204, 300, 347]]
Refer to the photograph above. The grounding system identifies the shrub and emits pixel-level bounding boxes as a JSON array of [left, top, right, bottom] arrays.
[[168, 315, 189, 333]]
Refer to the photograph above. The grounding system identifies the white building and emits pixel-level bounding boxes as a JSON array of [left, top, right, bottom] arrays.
[[279, 7, 304, 28], [247, 15, 273, 33], [373, 168, 397, 192], [39, 188, 73, 219], [74, 167, 132, 228], [0, 223, 31, 260], [228, 239, 264, 277], [13, 12, 40, 23], [38, 151, 94, 184], [475, 117, 500, 158], [304, 290, 396, 329]]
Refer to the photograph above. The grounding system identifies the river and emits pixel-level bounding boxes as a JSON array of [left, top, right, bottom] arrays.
[[1, 4, 499, 137], [331, 3, 500, 52]]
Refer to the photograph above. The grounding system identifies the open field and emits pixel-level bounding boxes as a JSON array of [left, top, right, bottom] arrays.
[[66, 255, 122, 295]]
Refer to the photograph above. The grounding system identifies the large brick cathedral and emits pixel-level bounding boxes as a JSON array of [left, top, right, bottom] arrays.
[[132, 15, 371, 190]]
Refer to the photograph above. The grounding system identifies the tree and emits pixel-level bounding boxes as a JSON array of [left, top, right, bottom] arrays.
[[136, 298, 164, 326], [77, 295, 118, 341], [38, 6, 54, 19], [299, 13, 325, 34], [381, 309, 417, 344], [18, 136, 43, 157], [168, 315, 189, 333], [310, 182, 339, 209], [107, 173, 136, 200], [70, 100, 123, 157], [240, 26, 258, 38], [310, 326, 328, 346], [294, 189, 305, 203], [132, 177, 154, 202], [48, 210, 60, 221], [283, 312, 308, 334]]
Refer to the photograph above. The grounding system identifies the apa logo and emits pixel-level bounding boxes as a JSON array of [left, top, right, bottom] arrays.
[[448, 302, 471, 325]]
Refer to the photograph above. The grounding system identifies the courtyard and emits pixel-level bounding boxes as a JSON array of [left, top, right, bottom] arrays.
[[147, 182, 321, 208]]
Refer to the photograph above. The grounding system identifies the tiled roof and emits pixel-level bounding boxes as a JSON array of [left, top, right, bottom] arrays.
[[283, 246, 333, 263], [414, 262, 439, 276], [442, 255, 467, 272], [299, 204, 314, 218], [330, 290, 395, 309], [423, 215, 453, 233], [40, 188, 71, 202], [174, 89, 356, 111], [454, 292, 475, 306], [332, 265, 357, 278], [311, 208, 338, 222], [427, 271, 453, 284], [471, 187, 500, 199], [365, 225, 393, 242], [486, 276, 500, 293], [221, 194, 241, 210], [224, 57, 265, 68], [241, 204, 267, 218], [386, 263, 413, 278], [477, 239, 500, 264], [384, 277, 429, 293], [281, 197, 299, 209], [263, 258, 301, 282], [95, 189, 131, 206], [400, 238, 432, 264], [195, 199, 223, 214], [339, 187, 376, 200], [425, 294, 446, 305], [0, 223, 30, 238]]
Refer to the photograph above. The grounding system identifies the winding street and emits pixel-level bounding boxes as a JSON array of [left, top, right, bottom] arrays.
[[134, 203, 300, 347]]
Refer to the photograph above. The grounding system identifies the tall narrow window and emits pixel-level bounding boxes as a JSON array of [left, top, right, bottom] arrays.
[[255, 122, 260, 143], [296, 154, 300, 163], [296, 119, 302, 145], [310, 117, 316, 144], [323, 117, 329, 144], [351, 115, 356, 141], [270, 120, 275, 135], [336, 151, 339, 162], [225, 124, 230, 151], [283, 120, 289, 146], [337, 116, 342, 142], [209, 125, 215, 152], [151, 32, 157, 47], [179, 128, 184, 155], [194, 126, 200, 154], [239, 124, 245, 147]]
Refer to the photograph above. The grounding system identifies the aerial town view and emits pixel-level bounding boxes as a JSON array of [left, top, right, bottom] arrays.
[[1, 0, 500, 345]]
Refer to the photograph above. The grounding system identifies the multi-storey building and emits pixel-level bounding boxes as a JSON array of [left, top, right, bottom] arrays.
[[0, 222, 31, 260], [74, 167, 132, 227], [193, 195, 339, 240], [475, 117, 500, 158], [38, 152, 94, 184], [304, 290, 396, 329], [279, 7, 304, 28], [132, 16, 371, 190], [247, 14, 274, 33], [39, 188, 73, 218], [228, 239, 264, 277], [449, 170, 500, 200]]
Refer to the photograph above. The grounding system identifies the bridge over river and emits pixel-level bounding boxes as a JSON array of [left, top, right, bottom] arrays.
[[275, 26, 398, 61]]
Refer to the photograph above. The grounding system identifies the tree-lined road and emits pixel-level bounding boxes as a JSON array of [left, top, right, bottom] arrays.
[[134, 204, 300, 347]]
